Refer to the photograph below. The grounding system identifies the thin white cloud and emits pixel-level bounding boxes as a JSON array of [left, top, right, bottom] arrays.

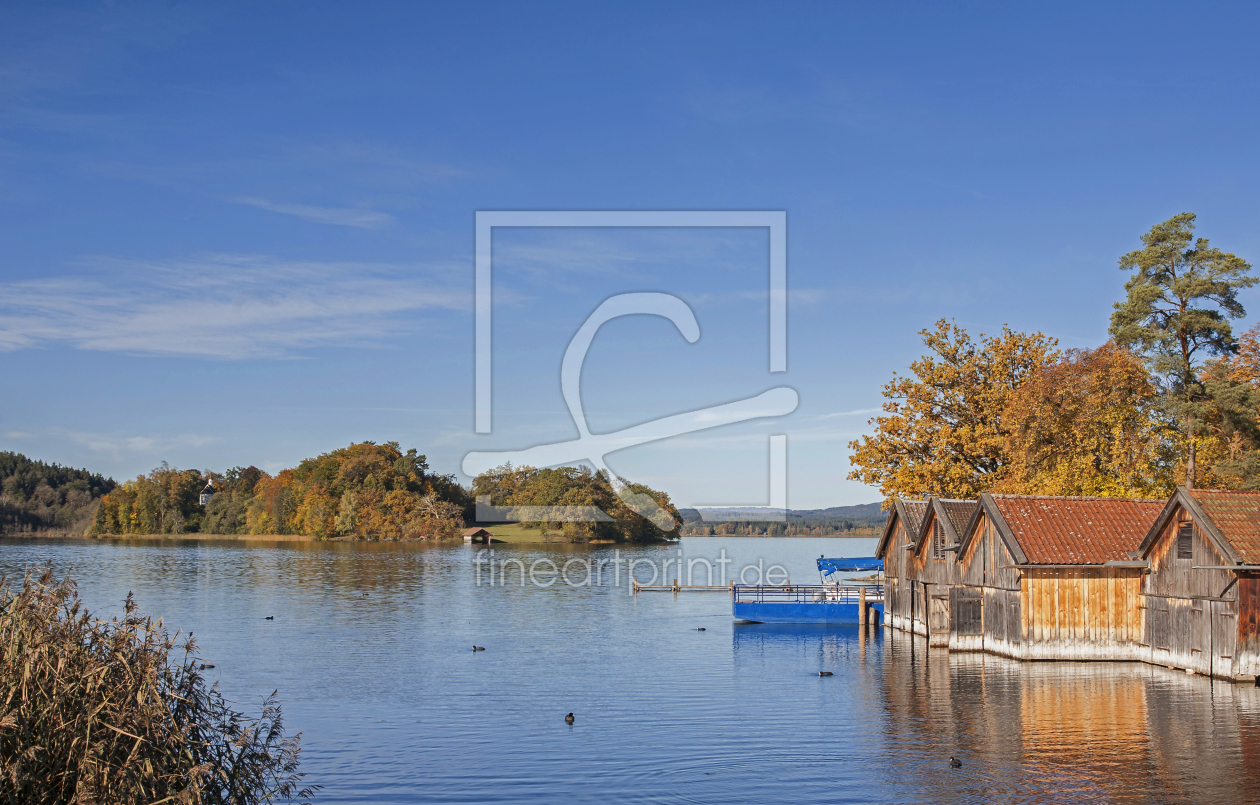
[[234, 197, 394, 228], [0, 254, 467, 358], [8, 428, 219, 455], [818, 407, 883, 419]]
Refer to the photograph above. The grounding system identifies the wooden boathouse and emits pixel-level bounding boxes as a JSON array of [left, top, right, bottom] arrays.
[[911, 498, 977, 646], [951, 493, 1163, 661], [875, 499, 928, 637], [876, 497, 976, 645], [1135, 488, 1260, 681], [876, 488, 1260, 682]]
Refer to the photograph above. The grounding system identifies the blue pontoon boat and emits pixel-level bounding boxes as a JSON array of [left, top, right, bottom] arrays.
[[732, 556, 884, 624]]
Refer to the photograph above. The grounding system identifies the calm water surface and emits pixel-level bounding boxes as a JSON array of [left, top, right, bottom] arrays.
[[3, 536, 1259, 804]]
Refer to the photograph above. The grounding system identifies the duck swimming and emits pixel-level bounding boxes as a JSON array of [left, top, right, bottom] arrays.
[[473, 646, 485, 651], [564, 713, 575, 725], [949, 757, 962, 768]]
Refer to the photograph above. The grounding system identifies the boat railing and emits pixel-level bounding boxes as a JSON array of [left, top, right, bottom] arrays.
[[732, 583, 884, 604]]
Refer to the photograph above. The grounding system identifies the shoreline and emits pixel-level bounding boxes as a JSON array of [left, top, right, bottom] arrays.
[[1, 531, 875, 544]]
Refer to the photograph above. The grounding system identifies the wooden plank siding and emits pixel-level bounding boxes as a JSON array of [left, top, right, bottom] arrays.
[[1019, 568, 1145, 660], [951, 510, 1021, 654], [882, 497, 974, 644], [1236, 575, 1260, 678], [875, 500, 928, 637], [1138, 493, 1248, 680]]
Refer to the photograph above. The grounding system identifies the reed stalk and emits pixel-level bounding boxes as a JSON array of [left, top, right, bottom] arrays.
[[0, 566, 316, 804]]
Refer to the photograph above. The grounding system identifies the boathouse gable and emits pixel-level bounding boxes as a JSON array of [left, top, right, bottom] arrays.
[[1140, 492, 1237, 601], [952, 502, 1023, 654], [955, 497, 1023, 591], [876, 499, 928, 636], [908, 498, 977, 645], [1137, 488, 1260, 680]]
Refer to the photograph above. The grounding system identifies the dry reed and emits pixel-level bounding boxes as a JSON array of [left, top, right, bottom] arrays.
[[0, 566, 317, 804]]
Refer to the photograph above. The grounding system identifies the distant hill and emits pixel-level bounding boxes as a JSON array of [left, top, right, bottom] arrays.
[[677, 503, 886, 536], [0, 452, 116, 535]]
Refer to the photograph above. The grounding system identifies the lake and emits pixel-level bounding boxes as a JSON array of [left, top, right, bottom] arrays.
[[3, 535, 1259, 804]]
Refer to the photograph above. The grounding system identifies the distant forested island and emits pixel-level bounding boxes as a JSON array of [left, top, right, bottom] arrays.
[[91, 442, 469, 540], [0, 443, 682, 543], [677, 503, 886, 536]]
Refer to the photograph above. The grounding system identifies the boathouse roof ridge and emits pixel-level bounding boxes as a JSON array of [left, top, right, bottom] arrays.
[[911, 497, 978, 555], [874, 499, 929, 559], [987, 493, 1161, 502], [1139, 487, 1260, 565], [961, 493, 1163, 565], [940, 500, 978, 538], [1189, 489, 1260, 563]]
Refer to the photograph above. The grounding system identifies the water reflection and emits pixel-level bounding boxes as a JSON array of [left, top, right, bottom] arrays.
[[879, 631, 1260, 803]]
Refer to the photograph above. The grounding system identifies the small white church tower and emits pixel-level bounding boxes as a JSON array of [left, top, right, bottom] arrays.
[[199, 476, 216, 507]]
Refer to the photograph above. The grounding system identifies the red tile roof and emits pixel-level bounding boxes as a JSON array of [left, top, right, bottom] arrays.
[[1188, 490, 1260, 564], [991, 495, 1164, 564]]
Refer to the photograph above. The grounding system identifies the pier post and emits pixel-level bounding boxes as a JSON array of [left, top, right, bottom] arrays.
[[860, 587, 867, 629]]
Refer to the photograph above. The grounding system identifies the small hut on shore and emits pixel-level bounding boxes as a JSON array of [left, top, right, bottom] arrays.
[[1136, 487, 1260, 681]]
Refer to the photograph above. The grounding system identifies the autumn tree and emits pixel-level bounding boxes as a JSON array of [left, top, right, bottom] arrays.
[[92, 442, 471, 539], [998, 342, 1173, 497], [1179, 324, 1260, 490], [847, 319, 1059, 500], [91, 463, 205, 535], [0, 452, 114, 534], [1110, 213, 1257, 489], [471, 464, 681, 543]]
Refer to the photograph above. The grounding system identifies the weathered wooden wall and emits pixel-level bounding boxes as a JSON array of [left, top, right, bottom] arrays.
[[1020, 568, 1144, 660], [956, 513, 1021, 592], [884, 517, 911, 634], [1233, 574, 1260, 678], [950, 511, 1021, 654], [1145, 509, 1236, 600], [1143, 505, 1242, 679], [904, 505, 959, 645]]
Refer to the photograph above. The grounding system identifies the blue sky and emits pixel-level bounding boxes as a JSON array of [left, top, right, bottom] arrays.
[[3, 2, 1260, 509]]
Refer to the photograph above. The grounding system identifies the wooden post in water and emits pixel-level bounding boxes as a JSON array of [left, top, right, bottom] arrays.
[[672, 578, 679, 594], [860, 586, 867, 629]]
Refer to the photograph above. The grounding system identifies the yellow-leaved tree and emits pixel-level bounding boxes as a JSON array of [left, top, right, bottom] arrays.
[[847, 319, 1058, 500], [998, 342, 1174, 497]]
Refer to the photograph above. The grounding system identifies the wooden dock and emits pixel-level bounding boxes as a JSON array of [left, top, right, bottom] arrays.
[[633, 580, 736, 594]]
